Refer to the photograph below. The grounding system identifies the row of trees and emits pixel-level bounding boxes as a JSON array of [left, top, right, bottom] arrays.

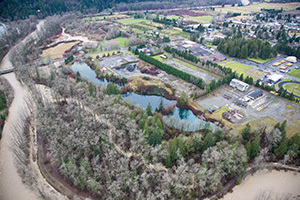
[[139, 53, 205, 89], [214, 36, 277, 59]]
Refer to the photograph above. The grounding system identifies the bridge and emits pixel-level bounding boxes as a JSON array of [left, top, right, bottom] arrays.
[[0, 68, 14, 75]]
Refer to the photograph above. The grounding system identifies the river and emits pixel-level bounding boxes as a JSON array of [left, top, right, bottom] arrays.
[[222, 170, 300, 200], [71, 62, 215, 131]]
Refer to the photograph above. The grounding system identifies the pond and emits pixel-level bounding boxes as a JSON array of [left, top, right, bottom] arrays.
[[71, 62, 218, 132], [71, 62, 109, 85]]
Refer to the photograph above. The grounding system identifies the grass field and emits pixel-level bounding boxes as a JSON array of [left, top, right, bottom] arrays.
[[110, 37, 129, 47], [282, 82, 300, 97], [153, 53, 169, 61], [247, 57, 272, 64], [119, 18, 147, 25], [220, 61, 251, 75], [211, 106, 230, 121], [287, 68, 300, 79], [187, 16, 213, 23], [250, 70, 264, 76], [84, 14, 129, 21]]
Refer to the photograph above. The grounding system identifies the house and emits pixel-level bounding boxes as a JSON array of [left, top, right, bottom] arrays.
[[230, 79, 249, 91], [248, 90, 263, 100]]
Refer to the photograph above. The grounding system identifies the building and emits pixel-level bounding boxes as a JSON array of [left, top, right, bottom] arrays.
[[210, 54, 226, 62], [234, 99, 247, 107], [267, 74, 283, 84], [248, 90, 263, 100], [285, 56, 297, 63], [230, 79, 249, 91]]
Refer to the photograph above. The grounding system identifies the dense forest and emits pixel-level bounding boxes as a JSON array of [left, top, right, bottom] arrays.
[[0, 0, 240, 20], [213, 36, 277, 60]]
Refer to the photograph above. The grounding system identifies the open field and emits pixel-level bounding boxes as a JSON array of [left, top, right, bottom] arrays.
[[287, 68, 300, 79], [186, 16, 213, 23], [210, 106, 230, 121], [219, 61, 261, 80], [247, 57, 272, 64], [214, 2, 300, 15], [41, 41, 79, 59], [153, 53, 169, 61], [282, 82, 300, 97], [119, 18, 147, 25], [109, 37, 129, 47]]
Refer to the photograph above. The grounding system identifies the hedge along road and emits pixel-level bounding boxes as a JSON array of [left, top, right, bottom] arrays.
[[0, 20, 66, 200], [278, 80, 300, 98]]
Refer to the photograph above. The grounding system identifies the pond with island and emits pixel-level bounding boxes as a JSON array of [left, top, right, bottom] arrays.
[[71, 62, 218, 132]]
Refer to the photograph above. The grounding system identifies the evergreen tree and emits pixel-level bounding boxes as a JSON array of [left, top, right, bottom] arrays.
[[146, 102, 152, 116]]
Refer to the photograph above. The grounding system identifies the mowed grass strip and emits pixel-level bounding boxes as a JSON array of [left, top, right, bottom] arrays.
[[247, 57, 272, 64], [288, 68, 300, 79]]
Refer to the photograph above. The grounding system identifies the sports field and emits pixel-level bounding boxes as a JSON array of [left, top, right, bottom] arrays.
[[219, 61, 262, 80], [287, 68, 300, 79], [187, 16, 213, 23], [282, 82, 300, 97]]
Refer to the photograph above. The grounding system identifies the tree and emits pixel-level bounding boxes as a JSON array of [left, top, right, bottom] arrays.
[[179, 91, 188, 106], [148, 132, 162, 147], [106, 83, 120, 95], [159, 98, 164, 112], [202, 133, 214, 152], [146, 102, 152, 116], [241, 45, 248, 59], [75, 71, 81, 82], [242, 123, 251, 141]]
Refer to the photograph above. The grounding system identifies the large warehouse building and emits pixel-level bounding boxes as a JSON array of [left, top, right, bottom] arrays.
[[230, 79, 249, 91]]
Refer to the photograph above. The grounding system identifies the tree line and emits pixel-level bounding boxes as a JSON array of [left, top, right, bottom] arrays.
[[139, 53, 205, 89]]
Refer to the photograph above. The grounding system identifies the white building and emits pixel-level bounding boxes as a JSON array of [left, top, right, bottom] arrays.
[[230, 79, 249, 91], [268, 74, 283, 84], [285, 56, 297, 63]]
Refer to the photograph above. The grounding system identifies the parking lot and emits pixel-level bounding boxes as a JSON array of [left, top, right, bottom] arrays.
[[196, 84, 300, 127]]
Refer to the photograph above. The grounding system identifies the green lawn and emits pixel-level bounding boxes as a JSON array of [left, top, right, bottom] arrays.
[[250, 70, 264, 76], [188, 16, 213, 23], [220, 61, 251, 74], [211, 106, 230, 121], [119, 18, 147, 25], [282, 82, 300, 97], [247, 57, 273, 64], [153, 53, 169, 61], [110, 37, 129, 47], [288, 68, 300, 79]]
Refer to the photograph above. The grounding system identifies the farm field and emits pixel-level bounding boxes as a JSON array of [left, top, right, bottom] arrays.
[[187, 16, 213, 23], [287, 68, 300, 79], [41, 41, 80, 59], [119, 18, 147, 25], [214, 2, 300, 15]]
